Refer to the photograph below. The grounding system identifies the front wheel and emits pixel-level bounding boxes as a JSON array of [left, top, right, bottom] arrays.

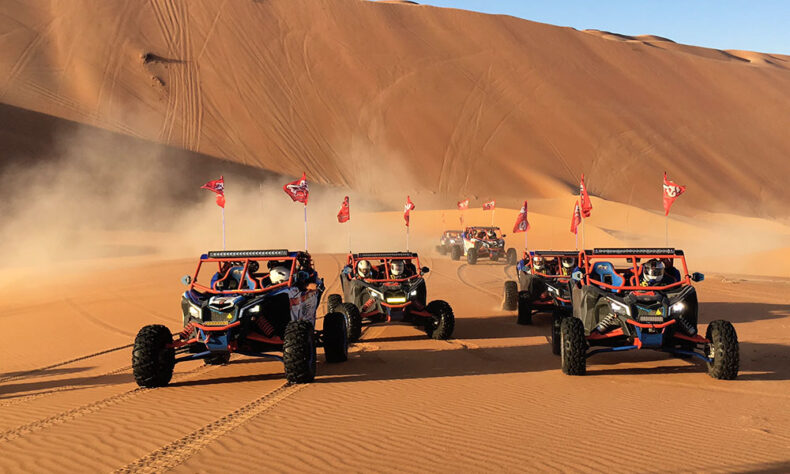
[[705, 320, 739, 380], [338, 302, 362, 342], [467, 248, 478, 265], [560, 317, 586, 375], [450, 246, 462, 261], [326, 294, 342, 313], [323, 312, 348, 363], [505, 248, 518, 265], [425, 300, 455, 339], [517, 291, 533, 325], [283, 320, 317, 383], [132, 324, 175, 387], [503, 280, 518, 311]]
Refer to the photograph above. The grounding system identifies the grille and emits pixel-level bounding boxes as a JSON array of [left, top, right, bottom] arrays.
[[208, 309, 233, 323]]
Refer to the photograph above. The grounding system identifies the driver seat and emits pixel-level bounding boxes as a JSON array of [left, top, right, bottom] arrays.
[[592, 262, 624, 291]]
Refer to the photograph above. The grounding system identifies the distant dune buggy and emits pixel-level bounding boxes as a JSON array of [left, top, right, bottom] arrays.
[[326, 252, 454, 340], [558, 248, 739, 379], [449, 226, 517, 265], [436, 230, 463, 256], [503, 251, 576, 349], [132, 250, 348, 387]]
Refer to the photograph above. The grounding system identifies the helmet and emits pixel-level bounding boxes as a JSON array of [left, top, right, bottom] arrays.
[[357, 260, 372, 278], [532, 256, 546, 272], [270, 266, 291, 284], [487, 230, 496, 238], [390, 260, 405, 277], [561, 257, 576, 269], [642, 259, 665, 284]]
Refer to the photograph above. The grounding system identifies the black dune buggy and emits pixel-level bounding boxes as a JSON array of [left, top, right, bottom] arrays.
[[326, 252, 454, 340], [503, 251, 576, 348], [131, 250, 348, 387], [436, 230, 463, 256], [450, 226, 518, 265], [557, 248, 739, 379]]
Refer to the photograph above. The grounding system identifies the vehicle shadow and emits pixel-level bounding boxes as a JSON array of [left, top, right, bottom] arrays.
[[167, 372, 284, 388], [0, 372, 132, 399], [699, 302, 790, 324], [0, 366, 93, 383]]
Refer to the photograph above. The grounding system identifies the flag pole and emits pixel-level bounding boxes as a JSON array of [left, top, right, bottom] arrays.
[[221, 207, 226, 250], [406, 225, 410, 251], [491, 208, 495, 226], [581, 218, 586, 250], [303, 204, 308, 251], [665, 215, 668, 247]]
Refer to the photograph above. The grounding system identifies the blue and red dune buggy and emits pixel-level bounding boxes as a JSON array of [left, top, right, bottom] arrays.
[[504, 250, 576, 353], [132, 250, 348, 387], [326, 252, 454, 340], [558, 248, 739, 379]]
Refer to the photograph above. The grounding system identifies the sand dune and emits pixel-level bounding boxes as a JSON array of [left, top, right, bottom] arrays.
[[2, 0, 790, 218]]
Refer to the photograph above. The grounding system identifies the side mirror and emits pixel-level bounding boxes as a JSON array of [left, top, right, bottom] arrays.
[[691, 272, 705, 282], [572, 270, 584, 282], [502, 234, 507, 238], [181, 275, 192, 285], [295, 270, 309, 284], [421, 266, 430, 273]]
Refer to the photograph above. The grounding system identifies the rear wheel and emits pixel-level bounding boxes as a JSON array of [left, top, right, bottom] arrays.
[[326, 294, 342, 313], [132, 324, 175, 388], [425, 300, 455, 339], [437, 245, 448, 256], [467, 248, 478, 265], [561, 317, 586, 375], [551, 310, 565, 355], [338, 302, 362, 342], [517, 291, 533, 325], [450, 246, 462, 261], [506, 248, 518, 265], [705, 320, 739, 380], [323, 312, 348, 363], [283, 320, 316, 383], [503, 280, 518, 311]]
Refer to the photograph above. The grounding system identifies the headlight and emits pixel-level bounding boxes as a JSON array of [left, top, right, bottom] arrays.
[[547, 286, 559, 295], [410, 290, 418, 296], [671, 302, 686, 314], [609, 300, 631, 316], [188, 304, 201, 319], [386, 296, 407, 304], [369, 289, 384, 299], [248, 305, 261, 314]]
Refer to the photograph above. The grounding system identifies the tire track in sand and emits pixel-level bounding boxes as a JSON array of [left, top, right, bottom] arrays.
[[456, 263, 503, 301], [114, 383, 306, 473], [0, 363, 218, 443]]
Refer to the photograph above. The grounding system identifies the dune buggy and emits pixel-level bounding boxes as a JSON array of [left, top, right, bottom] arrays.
[[132, 250, 348, 387], [450, 226, 517, 265], [436, 230, 463, 256], [326, 252, 454, 340], [504, 251, 576, 345], [558, 248, 738, 379]]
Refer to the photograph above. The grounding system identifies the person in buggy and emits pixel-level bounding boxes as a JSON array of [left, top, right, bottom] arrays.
[[640, 258, 678, 286]]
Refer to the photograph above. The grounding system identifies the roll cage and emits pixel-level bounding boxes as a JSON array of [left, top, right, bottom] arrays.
[[463, 226, 502, 240], [346, 252, 424, 283], [524, 250, 578, 281], [189, 249, 312, 294], [579, 248, 692, 292]]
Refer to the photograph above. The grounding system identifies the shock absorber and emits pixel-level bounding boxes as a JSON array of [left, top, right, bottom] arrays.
[[675, 316, 697, 336], [595, 313, 620, 333]]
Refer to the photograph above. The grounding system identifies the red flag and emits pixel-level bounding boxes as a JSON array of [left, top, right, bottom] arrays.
[[201, 176, 225, 208], [570, 200, 582, 234], [283, 172, 309, 204], [513, 200, 530, 233], [457, 199, 469, 210], [337, 196, 350, 223], [579, 174, 592, 218], [404, 196, 415, 227], [482, 200, 496, 211], [663, 172, 686, 216]]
